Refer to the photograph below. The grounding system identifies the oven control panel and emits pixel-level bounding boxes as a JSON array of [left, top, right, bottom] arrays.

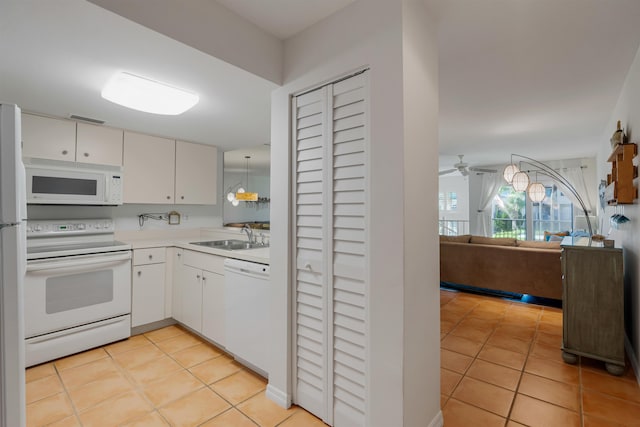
[[26, 219, 115, 236]]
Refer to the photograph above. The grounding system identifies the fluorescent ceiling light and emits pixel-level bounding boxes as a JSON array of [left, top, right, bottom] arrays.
[[101, 71, 199, 115]]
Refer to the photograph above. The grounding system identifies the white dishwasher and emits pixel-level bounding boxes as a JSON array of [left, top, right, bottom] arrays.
[[224, 258, 270, 376]]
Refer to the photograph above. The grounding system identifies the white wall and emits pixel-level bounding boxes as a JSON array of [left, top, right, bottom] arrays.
[[596, 43, 640, 380], [271, 0, 441, 425]]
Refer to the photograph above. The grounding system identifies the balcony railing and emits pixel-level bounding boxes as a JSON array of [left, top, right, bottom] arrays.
[[439, 219, 470, 236], [491, 218, 526, 240]]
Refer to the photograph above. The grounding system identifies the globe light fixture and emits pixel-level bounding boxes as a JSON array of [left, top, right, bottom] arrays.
[[528, 182, 546, 202], [503, 163, 519, 184], [511, 171, 530, 192]]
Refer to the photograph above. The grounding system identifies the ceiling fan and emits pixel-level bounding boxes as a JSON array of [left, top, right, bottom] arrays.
[[439, 155, 497, 177]]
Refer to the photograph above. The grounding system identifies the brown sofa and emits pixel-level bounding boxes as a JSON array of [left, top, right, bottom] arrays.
[[440, 235, 563, 300]]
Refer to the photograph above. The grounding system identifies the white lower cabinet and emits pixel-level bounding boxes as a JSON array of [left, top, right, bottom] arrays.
[[175, 250, 226, 347], [131, 248, 166, 328]]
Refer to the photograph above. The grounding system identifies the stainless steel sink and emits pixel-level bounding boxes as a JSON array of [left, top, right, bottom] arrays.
[[190, 239, 268, 250]]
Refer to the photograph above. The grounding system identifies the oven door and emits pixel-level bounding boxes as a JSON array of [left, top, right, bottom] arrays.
[[24, 250, 131, 338]]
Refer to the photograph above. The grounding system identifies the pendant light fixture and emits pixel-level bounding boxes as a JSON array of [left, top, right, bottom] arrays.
[[527, 171, 546, 202], [225, 156, 258, 206]]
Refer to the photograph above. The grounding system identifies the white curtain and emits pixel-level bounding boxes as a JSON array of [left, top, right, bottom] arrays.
[[476, 173, 504, 236], [558, 167, 594, 215]]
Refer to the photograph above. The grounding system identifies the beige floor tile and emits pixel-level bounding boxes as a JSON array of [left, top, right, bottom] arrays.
[[276, 408, 326, 426], [26, 374, 63, 404], [120, 411, 170, 426], [26, 392, 74, 427], [440, 334, 484, 357], [142, 369, 205, 407], [452, 377, 514, 417], [189, 354, 244, 384], [154, 333, 202, 354], [200, 408, 260, 427], [112, 342, 165, 370], [524, 356, 579, 385], [465, 359, 521, 391], [53, 348, 108, 371], [440, 349, 474, 374], [78, 390, 153, 427], [442, 398, 506, 427], [58, 357, 119, 390], [510, 394, 580, 427], [104, 335, 151, 355], [159, 388, 231, 427], [237, 392, 299, 427], [210, 369, 267, 405], [25, 363, 56, 383], [66, 371, 134, 411], [171, 343, 224, 368], [126, 354, 184, 385], [47, 415, 81, 427], [441, 368, 463, 396], [518, 373, 580, 412], [582, 389, 640, 426], [477, 345, 527, 370], [144, 325, 186, 343]]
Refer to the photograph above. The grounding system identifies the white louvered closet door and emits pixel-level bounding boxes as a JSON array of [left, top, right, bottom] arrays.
[[293, 71, 368, 427]]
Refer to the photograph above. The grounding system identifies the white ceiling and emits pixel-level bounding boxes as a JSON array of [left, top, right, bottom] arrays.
[[3, 0, 640, 175], [0, 0, 277, 152], [215, 0, 357, 40], [432, 0, 640, 172]]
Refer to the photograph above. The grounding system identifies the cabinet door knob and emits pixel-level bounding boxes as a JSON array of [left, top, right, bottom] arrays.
[[177, 253, 181, 257], [196, 275, 201, 279], [62, 150, 68, 155], [148, 254, 153, 260], [167, 196, 171, 200], [181, 196, 184, 200], [137, 271, 142, 276], [84, 152, 89, 157]]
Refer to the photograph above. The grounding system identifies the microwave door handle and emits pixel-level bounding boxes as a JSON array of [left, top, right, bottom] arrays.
[[26, 252, 131, 272]]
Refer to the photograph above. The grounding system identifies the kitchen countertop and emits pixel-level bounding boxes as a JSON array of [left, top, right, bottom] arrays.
[[122, 236, 270, 265]]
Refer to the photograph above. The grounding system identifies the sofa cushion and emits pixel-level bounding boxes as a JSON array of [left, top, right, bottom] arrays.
[[517, 240, 562, 249], [440, 234, 472, 243], [470, 235, 517, 246]]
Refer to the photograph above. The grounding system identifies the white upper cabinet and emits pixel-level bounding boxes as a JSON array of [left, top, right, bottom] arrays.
[[22, 114, 76, 161], [22, 114, 124, 166], [76, 123, 123, 166], [175, 140, 217, 205], [123, 131, 176, 204]]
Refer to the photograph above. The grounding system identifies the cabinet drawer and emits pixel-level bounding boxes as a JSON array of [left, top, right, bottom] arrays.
[[183, 250, 225, 274], [133, 247, 166, 265]]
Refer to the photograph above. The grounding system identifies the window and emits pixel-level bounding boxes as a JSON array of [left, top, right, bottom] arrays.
[[491, 185, 526, 239], [439, 191, 457, 211], [531, 185, 573, 240]]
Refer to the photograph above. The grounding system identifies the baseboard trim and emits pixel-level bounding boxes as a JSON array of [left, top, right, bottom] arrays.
[[130, 318, 176, 336], [428, 410, 444, 427], [266, 384, 291, 409], [624, 334, 640, 387]]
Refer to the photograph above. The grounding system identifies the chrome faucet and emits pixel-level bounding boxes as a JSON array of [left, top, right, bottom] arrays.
[[241, 223, 254, 243]]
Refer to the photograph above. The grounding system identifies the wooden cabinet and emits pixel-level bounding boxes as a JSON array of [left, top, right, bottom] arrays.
[[22, 114, 76, 161], [175, 140, 217, 204], [76, 122, 123, 166], [123, 131, 176, 203], [606, 143, 637, 205], [561, 243, 625, 375], [22, 114, 124, 166], [176, 250, 226, 347], [123, 133, 218, 205], [131, 247, 167, 328]]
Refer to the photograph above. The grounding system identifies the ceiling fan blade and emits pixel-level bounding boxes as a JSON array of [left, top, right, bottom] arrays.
[[439, 169, 457, 176], [469, 167, 498, 173], [460, 168, 469, 177]]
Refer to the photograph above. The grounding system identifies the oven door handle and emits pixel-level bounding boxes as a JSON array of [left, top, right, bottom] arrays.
[[26, 251, 132, 272]]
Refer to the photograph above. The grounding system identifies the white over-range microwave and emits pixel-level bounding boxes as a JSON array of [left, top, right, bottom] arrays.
[[25, 160, 123, 205]]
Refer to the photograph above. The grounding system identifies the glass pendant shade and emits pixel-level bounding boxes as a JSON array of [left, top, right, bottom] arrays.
[[503, 163, 520, 184], [237, 188, 245, 194], [528, 182, 546, 202], [512, 171, 530, 192], [231, 199, 239, 207], [226, 192, 236, 202]]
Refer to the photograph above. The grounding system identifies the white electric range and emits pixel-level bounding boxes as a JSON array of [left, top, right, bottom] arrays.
[[24, 219, 132, 367]]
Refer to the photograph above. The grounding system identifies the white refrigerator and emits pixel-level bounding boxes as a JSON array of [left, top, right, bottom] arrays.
[[0, 103, 26, 427]]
